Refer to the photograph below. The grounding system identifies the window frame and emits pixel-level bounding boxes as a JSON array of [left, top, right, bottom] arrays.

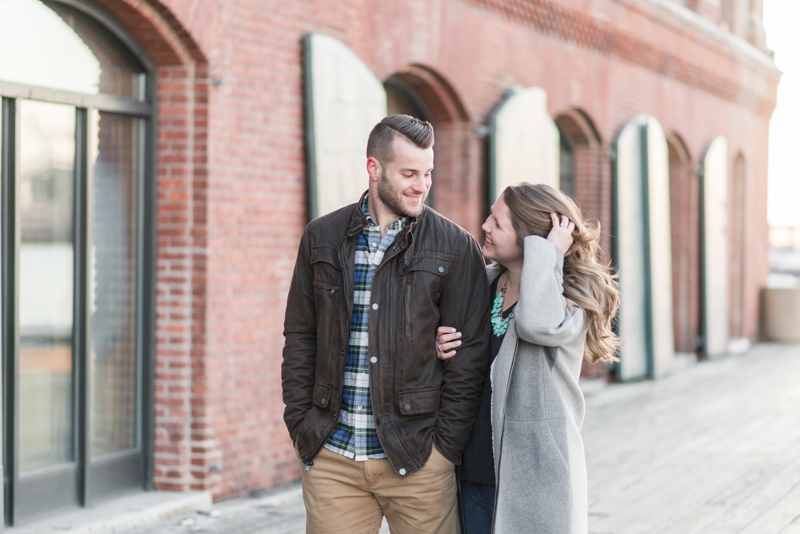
[[0, 0, 158, 523]]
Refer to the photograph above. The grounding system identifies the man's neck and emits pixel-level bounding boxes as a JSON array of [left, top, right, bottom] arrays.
[[366, 193, 401, 237]]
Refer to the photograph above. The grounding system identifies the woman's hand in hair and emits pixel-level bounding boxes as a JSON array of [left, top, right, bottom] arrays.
[[546, 213, 575, 254], [436, 326, 462, 360]]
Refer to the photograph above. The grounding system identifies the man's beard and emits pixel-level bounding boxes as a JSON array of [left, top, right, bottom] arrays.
[[377, 169, 426, 218]]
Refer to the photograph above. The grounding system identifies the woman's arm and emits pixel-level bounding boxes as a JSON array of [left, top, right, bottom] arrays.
[[514, 235, 584, 347], [436, 214, 582, 356]]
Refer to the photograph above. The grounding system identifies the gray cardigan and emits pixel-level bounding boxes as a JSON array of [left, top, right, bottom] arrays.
[[489, 236, 588, 534]]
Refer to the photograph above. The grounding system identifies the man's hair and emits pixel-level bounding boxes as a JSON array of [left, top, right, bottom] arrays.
[[366, 115, 434, 166]]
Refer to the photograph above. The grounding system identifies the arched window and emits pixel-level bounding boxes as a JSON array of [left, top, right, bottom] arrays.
[[553, 109, 605, 243], [385, 75, 436, 207], [558, 128, 576, 198], [0, 0, 154, 523], [382, 67, 475, 235], [554, 109, 607, 379], [385, 76, 433, 124]]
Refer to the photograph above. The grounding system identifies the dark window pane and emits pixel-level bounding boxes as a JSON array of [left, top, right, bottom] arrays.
[[0, 0, 145, 99], [18, 99, 75, 473], [89, 111, 139, 456], [559, 133, 575, 197]]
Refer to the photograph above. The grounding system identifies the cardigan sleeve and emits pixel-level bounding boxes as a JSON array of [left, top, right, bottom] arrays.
[[513, 236, 585, 347]]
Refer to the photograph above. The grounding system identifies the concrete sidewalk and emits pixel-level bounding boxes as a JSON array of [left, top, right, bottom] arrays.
[[584, 342, 800, 533], [50, 342, 800, 534]]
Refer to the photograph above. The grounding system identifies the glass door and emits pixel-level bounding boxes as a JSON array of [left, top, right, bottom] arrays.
[[15, 99, 81, 519], [0, 0, 156, 524], [85, 110, 143, 499]]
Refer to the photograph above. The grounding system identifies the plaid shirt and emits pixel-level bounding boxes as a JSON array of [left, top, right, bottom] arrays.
[[324, 196, 407, 460]]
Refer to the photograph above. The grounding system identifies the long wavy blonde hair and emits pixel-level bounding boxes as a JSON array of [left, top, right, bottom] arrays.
[[503, 183, 621, 363]]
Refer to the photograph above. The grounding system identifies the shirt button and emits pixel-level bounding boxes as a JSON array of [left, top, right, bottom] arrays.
[[404, 404, 411, 411], [321, 398, 327, 404], [357, 406, 363, 410], [438, 266, 445, 273], [372, 303, 379, 310], [399, 468, 407, 476], [370, 356, 377, 363]]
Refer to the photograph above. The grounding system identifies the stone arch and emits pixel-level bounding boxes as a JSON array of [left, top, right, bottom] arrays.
[[666, 133, 700, 355], [729, 152, 747, 339], [384, 65, 480, 236]]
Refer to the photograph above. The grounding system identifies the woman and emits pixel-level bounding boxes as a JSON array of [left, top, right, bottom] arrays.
[[437, 183, 620, 534]]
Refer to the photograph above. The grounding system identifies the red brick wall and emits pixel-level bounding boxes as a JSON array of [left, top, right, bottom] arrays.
[[101, 0, 779, 498], [152, 62, 213, 492]]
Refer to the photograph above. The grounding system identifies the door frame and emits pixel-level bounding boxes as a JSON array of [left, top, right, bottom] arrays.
[[0, 0, 157, 524]]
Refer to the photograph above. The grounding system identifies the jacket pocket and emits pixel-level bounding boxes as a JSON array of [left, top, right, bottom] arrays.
[[312, 381, 333, 409], [310, 245, 342, 287], [398, 387, 440, 416], [401, 255, 451, 276]]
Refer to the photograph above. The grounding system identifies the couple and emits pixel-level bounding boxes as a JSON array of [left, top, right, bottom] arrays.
[[282, 115, 620, 534]]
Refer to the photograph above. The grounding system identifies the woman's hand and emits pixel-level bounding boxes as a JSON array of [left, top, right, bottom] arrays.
[[547, 213, 575, 254], [436, 326, 462, 360]]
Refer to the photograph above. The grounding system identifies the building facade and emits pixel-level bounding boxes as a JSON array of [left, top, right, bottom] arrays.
[[0, 0, 778, 524]]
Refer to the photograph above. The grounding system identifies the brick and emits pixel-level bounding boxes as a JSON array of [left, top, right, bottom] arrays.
[[90, 0, 778, 502]]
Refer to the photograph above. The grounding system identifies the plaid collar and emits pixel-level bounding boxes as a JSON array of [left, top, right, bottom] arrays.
[[362, 193, 407, 235]]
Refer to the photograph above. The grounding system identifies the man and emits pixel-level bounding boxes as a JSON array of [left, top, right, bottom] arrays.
[[282, 115, 490, 534]]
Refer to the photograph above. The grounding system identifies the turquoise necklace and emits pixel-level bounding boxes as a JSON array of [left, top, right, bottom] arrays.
[[491, 273, 514, 336]]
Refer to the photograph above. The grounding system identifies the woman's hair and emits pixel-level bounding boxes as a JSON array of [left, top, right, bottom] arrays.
[[502, 182, 621, 364]]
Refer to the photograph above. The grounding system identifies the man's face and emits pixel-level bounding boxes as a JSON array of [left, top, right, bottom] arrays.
[[375, 137, 433, 219]]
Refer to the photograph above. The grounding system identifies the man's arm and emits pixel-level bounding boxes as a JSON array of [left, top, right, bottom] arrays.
[[434, 234, 491, 463], [282, 229, 317, 442]]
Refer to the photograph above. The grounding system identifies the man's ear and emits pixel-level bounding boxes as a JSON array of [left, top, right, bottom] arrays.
[[367, 156, 382, 182]]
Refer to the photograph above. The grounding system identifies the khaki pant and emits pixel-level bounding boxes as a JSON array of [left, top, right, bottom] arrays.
[[300, 445, 459, 534]]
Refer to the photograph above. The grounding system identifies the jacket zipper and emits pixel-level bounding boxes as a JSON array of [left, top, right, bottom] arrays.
[[490, 339, 519, 533]]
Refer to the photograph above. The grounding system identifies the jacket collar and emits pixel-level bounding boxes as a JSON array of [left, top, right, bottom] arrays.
[[346, 190, 371, 237]]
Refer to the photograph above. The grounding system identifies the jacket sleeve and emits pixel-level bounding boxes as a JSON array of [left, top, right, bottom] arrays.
[[435, 235, 491, 464], [281, 228, 317, 442], [514, 236, 585, 347]]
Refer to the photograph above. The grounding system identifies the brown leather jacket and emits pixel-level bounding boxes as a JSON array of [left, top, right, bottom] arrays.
[[282, 192, 490, 477]]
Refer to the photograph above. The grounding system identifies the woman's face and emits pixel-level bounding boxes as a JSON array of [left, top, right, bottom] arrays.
[[481, 194, 523, 265]]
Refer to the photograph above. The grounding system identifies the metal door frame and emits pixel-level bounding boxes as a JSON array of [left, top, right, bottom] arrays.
[[0, 0, 157, 524]]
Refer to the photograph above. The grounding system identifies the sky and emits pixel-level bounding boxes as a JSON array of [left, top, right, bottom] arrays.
[[764, 0, 800, 227]]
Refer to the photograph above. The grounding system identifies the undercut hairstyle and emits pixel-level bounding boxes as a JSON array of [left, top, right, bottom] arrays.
[[366, 115, 434, 166]]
